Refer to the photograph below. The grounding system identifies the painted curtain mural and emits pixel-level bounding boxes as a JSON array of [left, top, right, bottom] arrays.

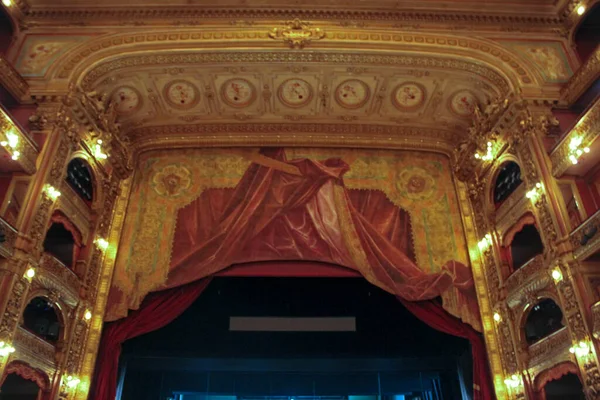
[[108, 148, 479, 329]]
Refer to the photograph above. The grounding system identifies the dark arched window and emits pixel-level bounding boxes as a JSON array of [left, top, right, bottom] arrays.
[[43, 222, 76, 267], [22, 297, 61, 344], [493, 162, 522, 206], [66, 158, 94, 203], [510, 224, 544, 270], [574, 4, 600, 64], [544, 373, 585, 400], [525, 299, 564, 344], [0, 374, 41, 400]]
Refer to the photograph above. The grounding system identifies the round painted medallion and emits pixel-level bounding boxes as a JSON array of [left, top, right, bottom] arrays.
[[392, 82, 427, 112], [220, 78, 257, 108], [448, 90, 479, 117], [335, 79, 370, 109], [110, 86, 142, 115], [277, 79, 314, 108], [164, 80, 200, 109]]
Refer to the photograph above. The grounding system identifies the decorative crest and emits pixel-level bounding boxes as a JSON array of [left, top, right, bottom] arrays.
[[269, 19, 325, 49]]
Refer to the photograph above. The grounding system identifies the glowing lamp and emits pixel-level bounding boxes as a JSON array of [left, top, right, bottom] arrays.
[[551, 268, 563, 283], [84, 310, 92, 321], [94, 238, 109, 250], [0, 341, 15, 357], [65, 376, 81, 389], [577, 5, 586, 15], [2, 0, 11, 7], [570, 341, 590, 357], [493, 313, 501, 322], [25, 268, 35, 279], [43, 184, 61, 201]]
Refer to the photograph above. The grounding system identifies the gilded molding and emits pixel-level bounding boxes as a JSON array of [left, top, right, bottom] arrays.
[[593, 302, 600, 340], [0, 56, 29, 101], [70, 36, 523, 90], [0, 276, 29, 341], [495, 184, 530, 240], [0, 107, 39, 175], [528, 327, 570, 367], [57, 182, 93, 244], [129, 123, 459, 155], [560, 45, 600, 106], [13, 327, 57, 376], [571, 209, 600, 260], [268, 19, 325, 49], [551, 97, 600, 177], [38, 253, 81, 308], [505, 255, 551, 308], [0, 218, 18, 258]]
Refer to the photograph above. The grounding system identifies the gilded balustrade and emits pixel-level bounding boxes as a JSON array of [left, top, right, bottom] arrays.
[[0, 217, 18, 258]]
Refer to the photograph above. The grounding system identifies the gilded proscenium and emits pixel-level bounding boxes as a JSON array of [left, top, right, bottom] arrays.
[[560, 45, 600, 106], [0, 107, 38, 175], [0, 56, 29, 101], [551, 97, 600, 177], [268, 19, 325, 49]]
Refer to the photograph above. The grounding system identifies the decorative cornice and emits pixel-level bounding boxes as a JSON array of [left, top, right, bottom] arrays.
[[550, 97, 600, 177], [128, 123, 459, 155], [0, 56, 29, 101], [68, 34, 525, 89], [21, 7, 564, 30], [560, 45, 600, 105]]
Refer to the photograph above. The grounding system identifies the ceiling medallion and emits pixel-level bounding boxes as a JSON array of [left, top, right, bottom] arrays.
[[268, 19, 325, 49], [448, 89, 479, 117], [163, 80, 200, 110], [110, 86, 142, 115], [335, 79, 371, 110], [277, 78, 314, 108], [392, 82, 427, 112], [220, 78, 257, 108]]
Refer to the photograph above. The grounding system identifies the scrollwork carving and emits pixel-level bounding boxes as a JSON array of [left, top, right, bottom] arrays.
[[268, 19, 325, 49]]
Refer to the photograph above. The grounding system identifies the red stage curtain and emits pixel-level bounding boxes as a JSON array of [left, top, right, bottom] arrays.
[[89, 278, 211, 400], [108, 148, 479, 329], [399, 298, 495, 400]]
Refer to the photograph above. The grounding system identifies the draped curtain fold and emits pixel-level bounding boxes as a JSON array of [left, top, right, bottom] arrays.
[[108, 148, 480, 330], [89, 279, 211, 400], [399, 298, 495, 400]]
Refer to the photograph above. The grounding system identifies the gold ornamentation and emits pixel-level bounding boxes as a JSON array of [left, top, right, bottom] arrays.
[[14, 327, 57, 373], [0, 56, 29, 101], [0, 277, 29, 340], [560, 46, 600, 105], [0, 107, 38, 175], [151, 164, 192, 197], [528, 327, 570, 365], [504, 255, 548, 299], [269, 19, 325, 49]]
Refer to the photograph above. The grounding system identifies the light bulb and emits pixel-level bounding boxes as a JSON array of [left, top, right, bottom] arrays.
[[577, 5, 586, 15], [584, 147, 590, 153], [25, 268, 35, 279], [2, 0, 11, 7], [95, 238, 109, 250], [493, 313, 501, 322], [84, 310, 92, 320], [551, 268, 562, 282]]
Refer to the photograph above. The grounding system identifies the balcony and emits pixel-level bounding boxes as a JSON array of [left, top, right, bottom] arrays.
[[13, 326, 57, 376], [38, 253, 81, 307], [0, 105, 39, 175], [528, 327, 570, 370], [505, 255, 549, 306], [561, 45, 600, 106], [0, 216, 18, 258], [495, 183, 529, 238], [570, 209, 600, 260]]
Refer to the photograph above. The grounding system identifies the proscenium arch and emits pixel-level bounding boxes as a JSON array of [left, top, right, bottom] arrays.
[[39, 29, 541, 93]]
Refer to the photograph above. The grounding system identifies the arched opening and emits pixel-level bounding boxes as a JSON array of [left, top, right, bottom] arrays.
[[42, 212, 83, 269], [574, 4, 600, 64], [509, 223, 544, 270], [22, 297, 61, 344], [493, 161, 522, 207], [65, 158, 94, 205], [0, 373, 41, 400], [524, 298, 564, 345], [543, 373, 585, 400]]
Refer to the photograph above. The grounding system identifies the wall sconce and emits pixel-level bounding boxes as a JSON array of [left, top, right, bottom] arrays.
[[474, 142, 495, 161], [478, 233, 492, 251], [93, 139, 108, 160], [570, 341, 591, 357], [0, 341, 15, 357], [493, 312, 502, 322], [526, 183, 543, 201], [1, 129, 20, 160], [94, 237, 109, 251], [84, 310, 92, 321], [568, 136, 590, 165], [65, 375, 81, 389], [577, 5, 586, 15], [504, 374, 521, 389], [551, 267, 563, 283], [24, 267, 35, 281], [43, 184, 61, 201]]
